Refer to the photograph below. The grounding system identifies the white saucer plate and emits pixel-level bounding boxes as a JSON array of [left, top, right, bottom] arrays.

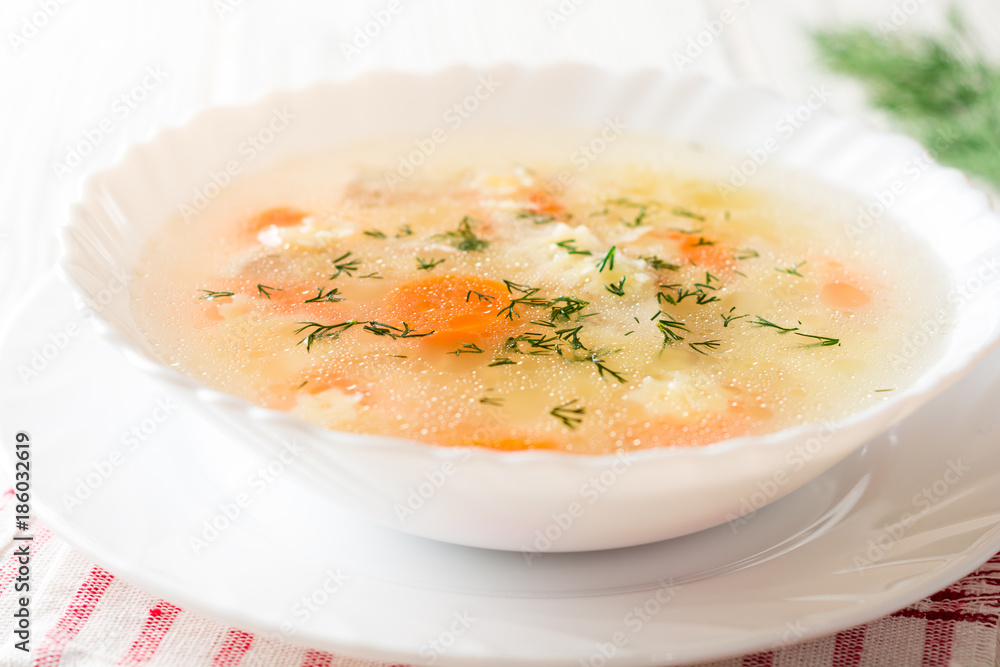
[[3, 274, 1000, 666]]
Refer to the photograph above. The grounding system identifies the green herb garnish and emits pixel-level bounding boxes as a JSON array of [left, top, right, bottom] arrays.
[[330, 251, 362, 279], [199, 289, 234, 300], [434, 216, 489, 252], [750, 316, 799, 334], [256, 284, 282, 299], [794, 332, 840, 347], [605, 276, 626, 296], [642, 255, 680, 271], [777, 261, 807, 277], [596, 246, 616, 272], [688, 339, 722, 355], [417, 257, 445, 271], [550, 399, 585, 429], [363, 321, 434, 339], [294, 320, 360, 351], [304, 287, 344, 303], [556, 239, 592, 256]]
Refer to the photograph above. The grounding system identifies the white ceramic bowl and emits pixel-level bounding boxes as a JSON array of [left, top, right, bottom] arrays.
[[61, 65, 1000, 552]]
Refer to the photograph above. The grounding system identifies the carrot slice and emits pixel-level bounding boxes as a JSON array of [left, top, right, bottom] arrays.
[[457, 437, 561, 452], [821, 282, 871, 310], [248, 207, 307, 232], [380, 275, 513, 347]]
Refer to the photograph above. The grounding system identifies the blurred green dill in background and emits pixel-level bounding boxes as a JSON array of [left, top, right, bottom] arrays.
[[813, 10, 1000, 188]]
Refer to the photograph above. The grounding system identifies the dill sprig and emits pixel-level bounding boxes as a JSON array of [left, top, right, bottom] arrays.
[[304, 286, 344, 303], [488, 357, 516, 366], [329, 251, 362, 279], [795, 332, 841, 347], [363, 229, 387, 239], [451, 342, 484, 355], [589, 352, 626, 383], [596, 246, 617, 272], [416, 257, 445, 271], [257, 284, 282, 299], [656, 313, 690, 344], [721, 307, 748, 327], [690, 237, 716, 247], [395, 224, 413, 238], [199, 289, 234, 300], [605, 276, 626, 296], [555, 325, 586, 350], [497, 281, 549, 320], [556, 239, 592, 256], [433, 216, 489, 252], [813, 12, 1000, 187], [777, 261, 807, 277], [642, 255, 681, 271], [750, 316, 799, 334], [688, 339, 722, 355], [735, 248, 760, 260], [466, 290, 497, 303], [550, 399, 585, 429], [671, 206, 706, 221], [294, 320, 360, 351], [517, 210, 558, 225], [548, 296, 589, 322], [363, 321, 434, 339]]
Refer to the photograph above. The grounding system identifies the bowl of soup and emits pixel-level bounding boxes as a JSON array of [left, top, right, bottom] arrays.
[[61, 65, 1000, 551]]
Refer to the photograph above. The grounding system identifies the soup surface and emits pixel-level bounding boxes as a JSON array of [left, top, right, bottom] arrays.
[[132, 131, 951, 454]]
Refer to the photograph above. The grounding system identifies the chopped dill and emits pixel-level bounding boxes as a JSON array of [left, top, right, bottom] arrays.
[[750, 316, 799, 334], [452, 342, 484, 355], [488, 357, 516, 366], [671, 206, 706, 221], [605, 276, 626, 296], [688, 339, 722, 355], [556, 239, 592, 256], [434, 216, 489, 252], [690, 237, 716, 247], [294, 320, 360, 351], [735, 248, 759, 260], [363, 229, 387, 239], [555, 325, 586, 350], [416, 257, 446, 271], [590, 353, 626, 383], [596, 246, 617, 272], [656, 313, 690, 344], [641, 255, 681, 271], [199, 289, 234, 300], [550, 399, 585, 429], [721, 307, 748, 327], [358, 272, 383, 279], [329, 251, 362, 279], [549, 296, 589, 322], [777, 261, 807, 277], [794, 332, 840, 347], [466, 290, 497, 303], [304, 286, 344, 303], [256, 284, 282, 299], [395, 224, 413, 238], [363, 321, 434, 339], [517, 210, 557, 225]]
